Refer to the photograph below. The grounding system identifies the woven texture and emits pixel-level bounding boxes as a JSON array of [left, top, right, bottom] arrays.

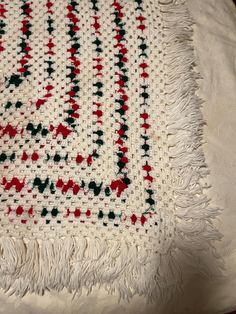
[[0, 0, 221, 300]]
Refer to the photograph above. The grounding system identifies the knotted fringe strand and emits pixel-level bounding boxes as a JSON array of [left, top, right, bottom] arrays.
[[159, 0, 224, 301], [0, 0, 223, 304]]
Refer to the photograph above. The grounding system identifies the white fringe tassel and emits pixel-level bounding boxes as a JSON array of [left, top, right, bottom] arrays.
[[0, 0, 223, 303]]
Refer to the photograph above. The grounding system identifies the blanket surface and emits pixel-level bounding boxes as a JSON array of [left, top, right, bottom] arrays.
[[0, 0, 221, 302]]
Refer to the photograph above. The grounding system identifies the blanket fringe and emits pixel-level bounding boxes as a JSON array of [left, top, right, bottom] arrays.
[[159, 0, 224, 299], [0, 236, 172, 303], [0, 0, 223, 303]]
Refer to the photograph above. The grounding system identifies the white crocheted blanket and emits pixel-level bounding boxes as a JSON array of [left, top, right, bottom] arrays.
[[0, 0, 221, 301]]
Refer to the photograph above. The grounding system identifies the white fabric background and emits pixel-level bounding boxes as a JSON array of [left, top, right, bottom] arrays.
[[0, 0, 235, 313]]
